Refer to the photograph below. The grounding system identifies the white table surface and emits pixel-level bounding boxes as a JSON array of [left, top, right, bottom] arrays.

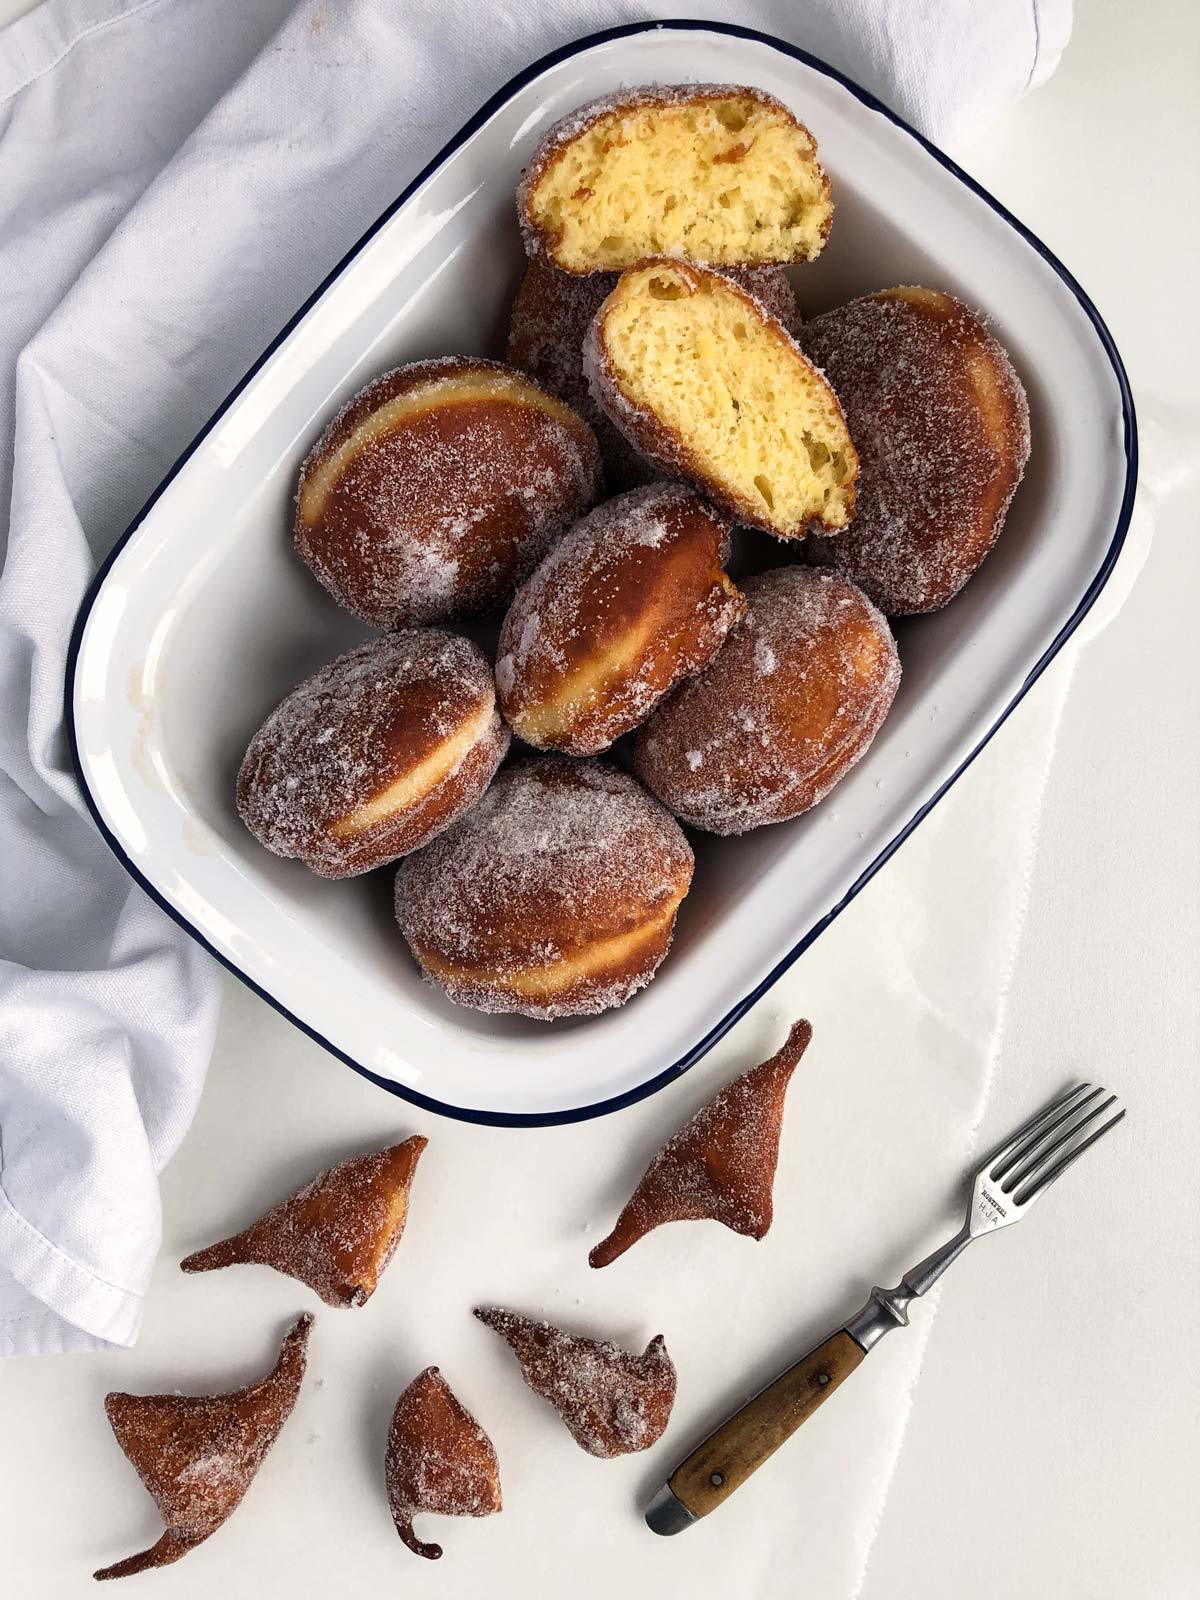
[[2, 2, 1198, 1596]]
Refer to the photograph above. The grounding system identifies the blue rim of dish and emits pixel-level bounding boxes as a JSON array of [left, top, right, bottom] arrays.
[[64, 19, 1138, 1128]]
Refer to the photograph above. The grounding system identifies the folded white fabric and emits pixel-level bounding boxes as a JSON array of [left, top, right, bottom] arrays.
[[0, 0, 1072, 1357]]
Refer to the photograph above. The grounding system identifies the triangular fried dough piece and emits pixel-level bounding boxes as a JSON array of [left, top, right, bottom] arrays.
[[181, 1136, 427, 1307], [474, 1307, 676, 1457], [94, 1313, 312, 1581], [589, 1019, 812, 1268], [385, 1366, 502, 1560]]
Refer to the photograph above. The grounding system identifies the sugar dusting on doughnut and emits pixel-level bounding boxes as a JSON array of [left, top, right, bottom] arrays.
[[394, 757, 693, 1018], [633, 567, 900, 835], [294, 357, 602, 626], [237, 630, 508, 877], [800, 287, 1030, 614], [495, 483, 745, 755]]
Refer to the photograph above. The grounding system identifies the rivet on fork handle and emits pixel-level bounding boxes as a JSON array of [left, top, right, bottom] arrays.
[[650, 1330, 865, 1530]]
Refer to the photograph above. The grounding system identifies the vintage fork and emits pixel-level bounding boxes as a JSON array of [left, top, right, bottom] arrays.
[[646, 1081, 1125, 1535]]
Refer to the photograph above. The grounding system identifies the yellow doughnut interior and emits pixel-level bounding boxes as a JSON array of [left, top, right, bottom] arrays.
[[528, 93, 831, 272], [299, 370, 583, 526], [599, 263, 857, 535], [328, 692, 495, 840]]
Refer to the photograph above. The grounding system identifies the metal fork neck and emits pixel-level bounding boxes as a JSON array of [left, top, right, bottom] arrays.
[[844, 1225, 973, 1352]]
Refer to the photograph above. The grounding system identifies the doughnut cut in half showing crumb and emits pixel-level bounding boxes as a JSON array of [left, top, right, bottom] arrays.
[[518, 84, 832, 273], [586, 261, 857, 539]]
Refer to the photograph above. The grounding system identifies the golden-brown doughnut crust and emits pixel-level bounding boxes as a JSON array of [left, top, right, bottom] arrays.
[[585, 261, 856, 539], [633, 568, 900, 835], [394, 757, 694, 1019], [237, 631, 509, 878], [495, 484, 745, 756], [517, 84, 832, 274], [506, 260, 801, 488], [801, 287, 1031, 614], [294, 357, 601, 626]]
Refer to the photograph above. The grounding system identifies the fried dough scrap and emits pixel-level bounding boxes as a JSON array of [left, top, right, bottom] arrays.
[[93, 1313, 312, 1581], [474, 1307, 676, 1457], [385, 1366, 502, 1560], [589, 1019, 812, 1268], [180, 1136, 427, 1308]]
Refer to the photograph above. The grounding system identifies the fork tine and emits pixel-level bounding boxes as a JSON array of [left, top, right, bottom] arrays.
[[986, 1083, 1096, 1182], [1012, 1102, 1125, 1206], [999, 1090, 1113, 1195]]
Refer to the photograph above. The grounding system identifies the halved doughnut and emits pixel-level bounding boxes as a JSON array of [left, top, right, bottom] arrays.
[[506, 260, 801, 488], [518, 84, 832, 274], [585, 261, 856, 538]]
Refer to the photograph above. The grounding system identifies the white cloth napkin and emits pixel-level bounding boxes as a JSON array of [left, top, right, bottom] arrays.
[[0, 0, 1074, 1359]]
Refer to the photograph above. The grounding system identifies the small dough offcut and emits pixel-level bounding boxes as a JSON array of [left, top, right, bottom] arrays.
[[518, 84, 832, 274], [474, 1308, 676, 1457], [180, 1137, 427, 1307], [586, 261, 857, 539], [385, 1367, 502, 1560], [94, 1315, 313, 1581]]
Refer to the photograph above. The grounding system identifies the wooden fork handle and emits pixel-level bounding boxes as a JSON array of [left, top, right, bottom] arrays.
[[667, 1330, 865, 1520]]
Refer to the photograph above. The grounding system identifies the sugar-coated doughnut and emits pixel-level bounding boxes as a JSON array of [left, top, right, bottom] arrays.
[[295, 357, 601, 626], [394, 757, 693, 1019], [237, 631, 509, 878], [517, 84, 832, 274], [495, 484, 745, 756], [506, 260, 801, 487], [633, 568, 900, 835], [585, 260, 856, 539], [801, 287, 1031, 614]]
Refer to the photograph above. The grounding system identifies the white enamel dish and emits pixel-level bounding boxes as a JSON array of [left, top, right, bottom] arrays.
[[68, 21, 1137, 1126]]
